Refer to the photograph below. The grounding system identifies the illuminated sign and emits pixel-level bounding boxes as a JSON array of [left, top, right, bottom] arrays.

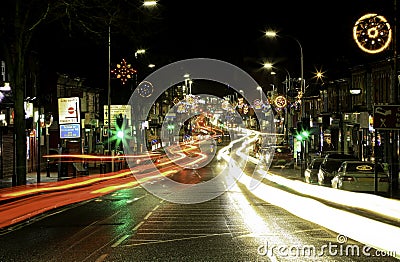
[[60, 124, 81, 139], [104, 105, 131, 127], [373, 105, 400, 129], [356, 165, 373, 171], [58, 97, 80, 124]]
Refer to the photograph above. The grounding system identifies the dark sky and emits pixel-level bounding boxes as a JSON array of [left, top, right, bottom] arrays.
[[37, 0, 396, 91], [149, 1, 394, 75]]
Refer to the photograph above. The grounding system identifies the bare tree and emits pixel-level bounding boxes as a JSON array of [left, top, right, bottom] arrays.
[[0, 0, 163, 185]]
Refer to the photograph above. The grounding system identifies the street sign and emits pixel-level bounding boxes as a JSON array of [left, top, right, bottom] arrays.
[[373, 105, 400, 129], [60, 123, 81, 139], [58, 97, 80, 124], [104, 105, 131, 127]]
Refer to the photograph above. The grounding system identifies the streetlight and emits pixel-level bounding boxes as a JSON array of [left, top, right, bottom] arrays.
[[265, 30, 304, 115], [265, 30, 306, 170], [135, 49, 146, 59], [263, 62, 292, 145], [313, 68, 326, 84], [134, 49, 150, 87], [107, 23, 112, 156], [184, 74, 192, 95], [263, 62, 291, 93], [106, 3, 157, 164], [256, 86, 263, 102], [143, 0, 157, 7]]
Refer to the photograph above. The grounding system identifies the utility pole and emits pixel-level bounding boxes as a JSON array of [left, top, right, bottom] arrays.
[[392, 0, 399, 196]]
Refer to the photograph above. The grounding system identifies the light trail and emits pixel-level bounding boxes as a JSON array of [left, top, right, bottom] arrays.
[[0, 170, 137, 199], [218, 143, 400, 259]]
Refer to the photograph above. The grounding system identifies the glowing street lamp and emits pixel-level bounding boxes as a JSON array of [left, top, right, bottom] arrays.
[[263, 62, 273, 69], [135, 49, 146, 58], [143, 0, 157, 7], [313, 69, 326, 84]]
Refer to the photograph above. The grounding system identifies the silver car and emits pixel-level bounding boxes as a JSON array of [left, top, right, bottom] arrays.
[[331, 161, 389, 193]]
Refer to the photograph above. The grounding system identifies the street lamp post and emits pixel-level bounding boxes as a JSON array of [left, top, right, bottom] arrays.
[[107, 24, 112, 164], [256, 86, 263, 102], [263, 63, 292, 144], [265, 30, 306, 170], [134, 49, 146, 87], [265, 31, 304, 115]]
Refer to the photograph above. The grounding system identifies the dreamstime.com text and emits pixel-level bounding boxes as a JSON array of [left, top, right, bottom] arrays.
[[257, 236, 397, 258]]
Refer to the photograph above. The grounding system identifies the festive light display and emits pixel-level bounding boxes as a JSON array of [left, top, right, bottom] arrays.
[[111, 59, 137, 84], [353, 13, 392, 54], [274, 95, 287, 109]]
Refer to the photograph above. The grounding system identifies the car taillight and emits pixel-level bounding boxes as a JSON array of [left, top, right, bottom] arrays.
[[379, 177, 389, 182], [342, 176, 354, 181]]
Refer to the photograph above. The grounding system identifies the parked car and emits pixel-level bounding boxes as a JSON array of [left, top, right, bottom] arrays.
[[331, 161, 389, 193], [304, 158, 324, 184], [318, 153, 358, 186]]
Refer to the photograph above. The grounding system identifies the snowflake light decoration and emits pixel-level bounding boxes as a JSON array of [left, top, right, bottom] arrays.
[[111, 58, 137, 85], [353, 13, 392, 54]]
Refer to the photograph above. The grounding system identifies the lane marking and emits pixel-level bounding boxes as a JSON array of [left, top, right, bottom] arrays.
[[144, 212, 152, 220], [132, 221, 145, 231], [126, 195, 146, 204], [152, 204, 160, 211], [111, 234, 130, 248], [124, 232, 233, 246]]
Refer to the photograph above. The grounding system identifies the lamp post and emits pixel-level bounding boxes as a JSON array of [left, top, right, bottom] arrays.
[[266, 30, 305, 170], [184, 74, 191, 95], [265, 31, 304, 115], [107, 24, 112, 156], [256, 86, 263, 103], [134, 49, 146, 87], [263, 62, 292, 144]]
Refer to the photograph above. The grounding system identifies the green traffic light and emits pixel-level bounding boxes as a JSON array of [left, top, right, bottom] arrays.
[[117, 130, 124, 139], [295, 133, 303, 141], [301, 130, 310, 138], [295, 129, 310, 141]]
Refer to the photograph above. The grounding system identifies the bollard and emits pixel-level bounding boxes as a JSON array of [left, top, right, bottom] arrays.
[[100, 163, 106, 174], [46, 160, 50, 177]]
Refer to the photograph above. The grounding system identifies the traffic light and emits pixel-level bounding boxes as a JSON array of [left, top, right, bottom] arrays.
[[115, 113, 124, 139], [116, 113, 123, 128], [295, 120, 310, 141]]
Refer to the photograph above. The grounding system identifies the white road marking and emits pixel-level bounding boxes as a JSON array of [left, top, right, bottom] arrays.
[[111, 234, 130, 248], [132, 221, 145, 231]]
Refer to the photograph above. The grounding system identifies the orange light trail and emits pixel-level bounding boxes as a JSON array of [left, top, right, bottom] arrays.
[[0, 170, 137, 199]]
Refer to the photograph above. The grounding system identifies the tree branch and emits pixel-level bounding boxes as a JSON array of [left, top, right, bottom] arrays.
[[27, 2, 50, 31]]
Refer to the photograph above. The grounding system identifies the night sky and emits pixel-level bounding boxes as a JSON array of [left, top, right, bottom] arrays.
[[35, 0, 396, 93]]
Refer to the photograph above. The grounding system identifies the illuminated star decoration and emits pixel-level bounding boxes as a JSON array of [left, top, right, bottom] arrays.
[[111, 59, 137, 85]]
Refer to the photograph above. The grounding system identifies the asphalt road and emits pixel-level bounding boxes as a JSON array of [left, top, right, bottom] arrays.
[[0, 159, 398, 261]]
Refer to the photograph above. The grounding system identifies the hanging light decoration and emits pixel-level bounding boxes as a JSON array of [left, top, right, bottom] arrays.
[[111, 59, 137, 85], [353, 13, 392, 54]]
